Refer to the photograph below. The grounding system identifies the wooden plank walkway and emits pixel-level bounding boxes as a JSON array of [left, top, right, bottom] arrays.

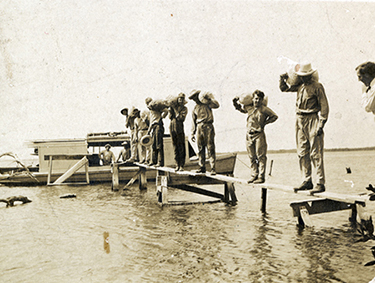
[[133, 162, 373, 204], [114, 162, 375, 229]]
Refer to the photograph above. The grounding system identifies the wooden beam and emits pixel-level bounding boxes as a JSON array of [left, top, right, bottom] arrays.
[[123, 169, 141, 190], [290, 198, 359, 217], [170, 184, 224, 200], [52, 157, 88, 185]]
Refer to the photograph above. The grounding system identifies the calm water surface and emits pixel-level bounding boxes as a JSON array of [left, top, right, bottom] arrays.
[[1, 151, 375, 282]]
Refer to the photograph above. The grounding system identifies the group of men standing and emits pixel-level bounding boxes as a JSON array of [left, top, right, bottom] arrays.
[[119, 90, 220, 175], [100, 60, 374, 195]]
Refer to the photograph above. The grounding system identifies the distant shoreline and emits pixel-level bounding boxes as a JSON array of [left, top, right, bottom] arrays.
[[232, 146, 375, 155]]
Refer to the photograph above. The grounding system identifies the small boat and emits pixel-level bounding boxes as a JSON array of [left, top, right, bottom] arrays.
[[0, 132, 237, 186]]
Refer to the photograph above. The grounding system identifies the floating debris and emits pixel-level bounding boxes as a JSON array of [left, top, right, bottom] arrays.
[[59, 194, 76, 199], [0, 196, 32, 207]]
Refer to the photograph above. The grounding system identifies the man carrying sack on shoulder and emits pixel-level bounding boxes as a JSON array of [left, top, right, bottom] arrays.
[[279, 62, 329, 195], [189, 90, 220, 175]]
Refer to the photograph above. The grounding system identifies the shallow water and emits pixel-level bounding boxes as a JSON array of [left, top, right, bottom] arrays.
[[1, 151, 375, 282]]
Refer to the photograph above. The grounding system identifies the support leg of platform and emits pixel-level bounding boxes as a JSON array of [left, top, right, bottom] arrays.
[[112, 163, 119, 191], [349, 204, 357, 227], [224, 182, 237, 204], [156, 171, 167, 205], [85, 161, 90, 184], [261, 187, 267, 213], [47, 156, 53, 185], [297, 206, 313, 228], [138, 167, 147, 190]]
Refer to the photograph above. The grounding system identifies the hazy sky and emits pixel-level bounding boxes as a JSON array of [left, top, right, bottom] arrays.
[[1, 0, 375, 158]]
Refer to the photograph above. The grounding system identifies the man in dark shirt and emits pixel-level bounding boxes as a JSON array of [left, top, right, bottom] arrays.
[[169, 92, 188, 171]]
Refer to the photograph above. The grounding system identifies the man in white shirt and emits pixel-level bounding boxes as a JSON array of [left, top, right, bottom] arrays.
[[356, 61, 375, 114]]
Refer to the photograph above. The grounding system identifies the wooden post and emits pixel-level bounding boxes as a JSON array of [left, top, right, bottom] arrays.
[[156, 170, 167, 204], [224, 182, 237, 204], [224, 183, 229, 203], [138, 166, 147, 190], [112, 163, 119, 191], [269, 160, 274, 176], [349, 204, 357, 227], [85, 161, 90, 184], [161, 175, 168, 205], [298, 206, 313, 227], [261, 187, 267, 213], [47, 156, 53, 185]]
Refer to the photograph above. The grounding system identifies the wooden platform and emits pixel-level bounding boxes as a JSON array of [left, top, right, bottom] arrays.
[[113, 162, 375, 230]]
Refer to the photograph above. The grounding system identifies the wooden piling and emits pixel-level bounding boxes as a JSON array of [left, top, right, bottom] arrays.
[[112, 163, 119, 191], [261, 187, 267, 213], [349, 204, 357, 227], [269, 160, 274, 176], [138, 166, 147, 190]]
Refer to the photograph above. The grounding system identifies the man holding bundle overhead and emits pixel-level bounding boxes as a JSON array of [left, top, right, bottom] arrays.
[[279, 62, 329, 195], [189, 90, 220, 175], [233, 90, 278, 184], [145, 97, 169, 167], [168, 92, 188, 171]]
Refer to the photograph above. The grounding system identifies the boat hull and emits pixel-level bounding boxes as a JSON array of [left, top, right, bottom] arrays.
[[0, 153, 237, 186]]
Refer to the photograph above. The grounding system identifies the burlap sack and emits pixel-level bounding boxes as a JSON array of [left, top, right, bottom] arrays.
[[278, 56, 319, 86], [238, 93, 268, 106], [198, 91, 214, 104], [151, 99, 169, 111]]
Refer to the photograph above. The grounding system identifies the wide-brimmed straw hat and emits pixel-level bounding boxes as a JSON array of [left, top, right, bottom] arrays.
[[105, 144, 111, 149], [121, 141, 130, 146], [295, 62, 316, 76], [140, 135, 153, 147]]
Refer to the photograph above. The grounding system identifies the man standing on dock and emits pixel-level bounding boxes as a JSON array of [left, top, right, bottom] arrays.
[[124, 107, 140, 163], [135, 110, 150, 164], [355, 61, 375, 115], [145, 97, 169, 167], [233, 90, 278, 184], [169, 92, 188, 171], [279, 62, 329, 195], [190, 90, 220, 175]]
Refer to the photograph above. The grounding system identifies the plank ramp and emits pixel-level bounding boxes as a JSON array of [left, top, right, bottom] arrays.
[[134, 163, 373, 204]]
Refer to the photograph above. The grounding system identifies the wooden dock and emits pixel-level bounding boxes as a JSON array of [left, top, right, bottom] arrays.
[[112, 162, 375, 229]]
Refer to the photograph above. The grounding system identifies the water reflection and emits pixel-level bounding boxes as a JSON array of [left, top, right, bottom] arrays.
[[293, 228, 343, 282], [248, 214, 284, 282]]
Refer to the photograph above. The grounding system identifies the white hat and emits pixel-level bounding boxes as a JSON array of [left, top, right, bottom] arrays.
[[295, 62, 316, 76]]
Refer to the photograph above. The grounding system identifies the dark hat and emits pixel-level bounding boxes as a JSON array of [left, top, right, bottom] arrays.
[[178, 92, 185, 99], [120, 108, 128, 116], [129, 107, 140, 117], [189, 90, 200, 100], [145, 97, 153, 105]]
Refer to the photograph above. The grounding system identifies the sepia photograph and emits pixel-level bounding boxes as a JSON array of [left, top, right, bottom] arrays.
[[1, 0, 375, 282]]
